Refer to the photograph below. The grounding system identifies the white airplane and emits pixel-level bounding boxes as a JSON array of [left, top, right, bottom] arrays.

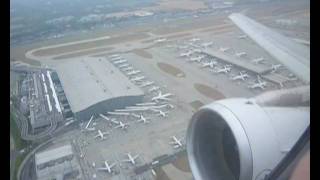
[[238, 34, 248, 39], [215, 66, 231, 74], [94, 130, 109, 140], [85, 115, 94, 129], [113, 59, 127, 64], [201, 42, 213, 48], [101, 113, 120, 124], [99, 112, 120, 124], [131, 76, 146, 82], [170, 136, 183, 148], [152, 109, 169, 117], [201, 61, 217, 68], [118, 63, 130, 68], [97, 161, 116, 174], [122, 67, 134, 71], [109, 54, 120, 58], [108, 111, 131, 116], [270, 64, 283, 73], [137, 115, 150, 124], [231, 72, 249, 81], [251, 57, 265, 64], [189, 37, 200, 42], [122, 153, 139, 165], [235, 52, 247, 57], [154, 38, 167, 43], [111, 56, 123, 62], [139, 81, 154, 87], [135, 102, 157, 106], [114, 121, 129, 129], [99, 113, 110, 121], [151, 91, 173, 102], [219, 47, 230, 52], [148, 86, 160, 93], [189, 55, 205, 62], [248, 77, 267, 90], [127, 70, 141, 76], [179, 51, 193, 57], [125, 103, 173, 111]]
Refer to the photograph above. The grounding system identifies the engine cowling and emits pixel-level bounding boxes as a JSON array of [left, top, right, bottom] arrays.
[[186, 97, 309, 180]]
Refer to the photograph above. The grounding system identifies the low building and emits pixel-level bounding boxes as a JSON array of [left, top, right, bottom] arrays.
[[35, 144, 81, 180]]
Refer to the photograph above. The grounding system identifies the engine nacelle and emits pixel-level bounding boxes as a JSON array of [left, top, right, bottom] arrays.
[[186, 98, 309, 180]]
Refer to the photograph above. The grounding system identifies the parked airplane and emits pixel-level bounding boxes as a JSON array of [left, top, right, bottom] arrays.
[[238, 34, 248, 39], [122, 67, 134, 71], [139, 81, 155, 87], [201, 61, 217, 68], [189, 55, 205, 62], [214, 66, 231, 74], [271, 64, 283, 73], [219, 47, 230, 52], [251, 57, 265, 64], [189, 37, 200, 42], [108, 111, 131, 116], [231, 72, 249, 81], [201, 42, 214, 48], [131, 76, 146, 82], [85, 115, 94, 129], [170, 136, 183, 148], [151, 91, 173, 101], [114, 121, 129, 129], [148, 86, 160, 93], [137, 115, 150, 124], [127, 70, 141, 76], [109, 54, 120, 58], [152, 109, 169, 117], [97, 161, 116, 174], [100, 114, 120, 125], [154, 38, 167, 43], [248, 77, 267, 90], [118, 64, 130, 68], [113, 59, 127, 64], [122, 153, 139, 165], [99, 114, 110, 121], [94, 130, 109, 140], [179, 51, 193, 57], [110, 57, 123, 62], [235, 52, 247, 57], [135, 102, 157, 106]]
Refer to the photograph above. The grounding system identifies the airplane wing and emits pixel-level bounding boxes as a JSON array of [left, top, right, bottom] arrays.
[[110, 163, 116, 168], [94, 134, 100, 138], [228, 13, 310, 83], [97, 167, 108, 171]]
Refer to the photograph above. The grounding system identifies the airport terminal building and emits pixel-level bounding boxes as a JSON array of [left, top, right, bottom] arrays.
[[54, 57, 144, 120]]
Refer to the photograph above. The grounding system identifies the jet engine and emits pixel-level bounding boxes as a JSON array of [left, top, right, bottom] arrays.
[[186, 86, 310, 180]]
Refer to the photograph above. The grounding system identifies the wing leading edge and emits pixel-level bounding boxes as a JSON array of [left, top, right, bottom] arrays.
[[228, 13, 310, 83]]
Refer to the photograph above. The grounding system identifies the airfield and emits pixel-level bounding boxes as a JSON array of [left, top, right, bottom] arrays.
[[11, 0, 309, 179]]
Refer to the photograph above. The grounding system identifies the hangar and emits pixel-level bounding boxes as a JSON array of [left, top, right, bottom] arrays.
[[53, 57, 144, 120]]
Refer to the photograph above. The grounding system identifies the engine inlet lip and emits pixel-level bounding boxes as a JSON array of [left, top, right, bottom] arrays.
[[186, 103, 253, 180]]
